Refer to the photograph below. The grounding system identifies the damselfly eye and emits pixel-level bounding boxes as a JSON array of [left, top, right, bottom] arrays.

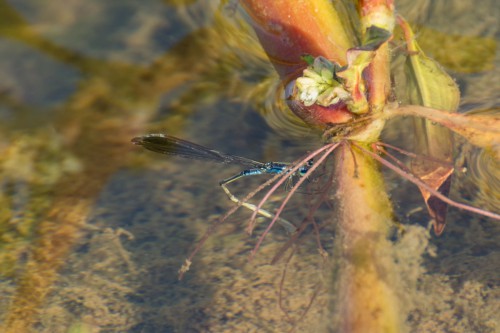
[[297, 159, 314, 177]]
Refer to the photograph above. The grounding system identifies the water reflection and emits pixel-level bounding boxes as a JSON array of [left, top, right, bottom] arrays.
[[0, 0, 498, 332]]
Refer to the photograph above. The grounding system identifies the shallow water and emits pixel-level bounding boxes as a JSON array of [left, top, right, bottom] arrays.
[[0, 1, 498, 332]]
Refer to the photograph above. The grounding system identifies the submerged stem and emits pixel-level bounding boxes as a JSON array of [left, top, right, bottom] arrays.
[[332, 142, 402, 333]]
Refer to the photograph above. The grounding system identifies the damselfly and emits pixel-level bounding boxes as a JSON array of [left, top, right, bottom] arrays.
[[131, 134, 313, 232]]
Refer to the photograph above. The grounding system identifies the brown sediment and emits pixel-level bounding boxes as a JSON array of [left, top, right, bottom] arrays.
[[0, 118, 138, 332], [0, 2, 282, 329], [0, 3, 195, 329]]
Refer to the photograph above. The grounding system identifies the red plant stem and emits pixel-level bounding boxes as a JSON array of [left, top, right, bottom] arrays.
[[271, 217, 310, 265], [376, 142, 454, 167], [271, 169, 334, 265], [358, 0, 394, 112], [354, 143, 500, 219], [249, 142, 340, 259], [278, 152, 338, 263], [278, 248, 296, 323], [178, 171, 287, 279], [246, 143, 339, 234], [366, 44, 391, 112], [375, 146, 412, 173], [240, 0, 352, 78]]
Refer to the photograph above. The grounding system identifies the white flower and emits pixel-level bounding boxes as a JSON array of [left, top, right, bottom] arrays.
[[295, 57, 349, 107], [300, 87, 319, 106]]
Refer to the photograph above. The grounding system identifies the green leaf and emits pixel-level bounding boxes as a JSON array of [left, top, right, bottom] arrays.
[[361, 26, 392, 50], [301, 54, 315, 66], [334, 26, 391, 114]]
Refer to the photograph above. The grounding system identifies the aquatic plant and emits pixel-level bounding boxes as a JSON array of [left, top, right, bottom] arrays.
[[0, 0, 497, 331], [171, 1, 499, 331]]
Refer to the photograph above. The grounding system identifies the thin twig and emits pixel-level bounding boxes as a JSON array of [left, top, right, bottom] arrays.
[[376, 142, 454, 167], [247, 143, 337, 234], [271, 153, 335, 264], [286, 282, 323, 333], [374, 145, 412, 174], [354, 143, 500, 220], [278, 248, 297, 323], [249, 143, 340, 260], [178, 171, 286, 279]]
